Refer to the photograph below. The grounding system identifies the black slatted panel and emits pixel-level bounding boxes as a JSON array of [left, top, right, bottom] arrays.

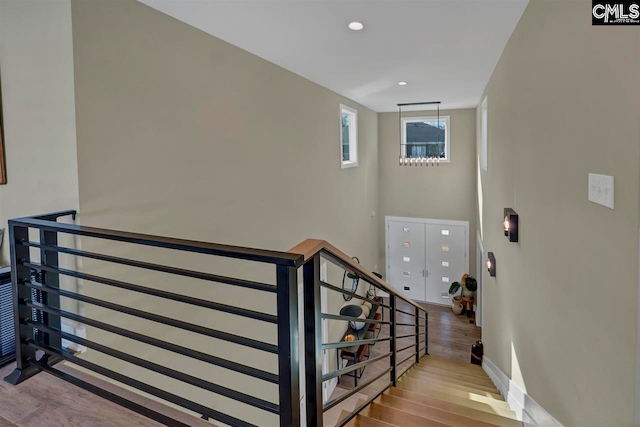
[[0, 271, 14, 358]]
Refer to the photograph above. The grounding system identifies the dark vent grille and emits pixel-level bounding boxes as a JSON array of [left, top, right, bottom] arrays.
[[30, 271, 44, 342], [0, 276, 14, 359]]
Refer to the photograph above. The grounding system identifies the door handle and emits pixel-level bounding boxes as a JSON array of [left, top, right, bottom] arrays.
[[423, 269, 429, 277]]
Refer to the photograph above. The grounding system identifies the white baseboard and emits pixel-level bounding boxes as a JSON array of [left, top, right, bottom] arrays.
[[483, 357, 564, 427]]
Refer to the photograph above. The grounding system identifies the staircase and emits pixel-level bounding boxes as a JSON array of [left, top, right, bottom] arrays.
[[340, 355, 522, 427]]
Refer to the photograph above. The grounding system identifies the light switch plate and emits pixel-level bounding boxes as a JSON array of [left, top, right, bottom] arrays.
[[588, 173, 614, 209]]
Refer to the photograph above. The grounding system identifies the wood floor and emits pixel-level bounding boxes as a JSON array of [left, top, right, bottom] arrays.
[[0, 362, 211, 427], [418, 302, 482, 363], [339, 355, 522, 427], [333, 301, 482, 395], [325, 302, 485, 426]]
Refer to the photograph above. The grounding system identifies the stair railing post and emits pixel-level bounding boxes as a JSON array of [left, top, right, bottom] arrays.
[[4, 222, 40, 385], [276, 265, 300, 427], [303, 254, 322, 426], [425, 311, 429, 355], [389, 294, 397, 386], [40, 228, 62, 351], [415, 306, 420, 363]]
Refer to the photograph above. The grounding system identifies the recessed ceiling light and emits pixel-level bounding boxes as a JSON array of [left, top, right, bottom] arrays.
[[398, 81, 407, 86], [348, 22, 364, 31]]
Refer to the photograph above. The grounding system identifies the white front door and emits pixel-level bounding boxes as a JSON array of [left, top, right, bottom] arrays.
[[387, 217, 468, 305], [424, 223, 467, 305], [387, 220, 426, 301]]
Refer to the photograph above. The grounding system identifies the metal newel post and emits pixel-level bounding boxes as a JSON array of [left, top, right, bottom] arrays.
[[415, 306, 420, 363], [4, 223, 40, 385], [40, 228, 62, 350], [425, 311, 429, 355], [389, 294, 397, 386], [303, 254, 322, 427], [276, 265, 300, 427]]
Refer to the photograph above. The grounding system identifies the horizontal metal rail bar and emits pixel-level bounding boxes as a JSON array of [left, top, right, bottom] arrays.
[[26, 320, 278, 414], [23, 241, 277, 293], [396, 343, 417, 353], [397, 351, 417, 367], [418, 340, 426, 345], [323, 367, 392, 412], [22, 281, 278, 354], [396, 333, 417, 340], [34, 361, 191, 427], [322, 352, 391, 382], [24, 261, 276, 324], [396, 322, 417, 327], [10, 216, 302, 267], [418, 346, 426, 354], [27, 341, 257, 427], [335, 383, 390, 427], [320, 313, 390, 325], [26, 302, 277, 383], [319, 281, 389, 308], [395, 308, 418, 317], [322, 337, 390, 350]]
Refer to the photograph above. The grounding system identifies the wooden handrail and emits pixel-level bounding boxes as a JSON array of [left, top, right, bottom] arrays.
[[288, 239, 425, 312]]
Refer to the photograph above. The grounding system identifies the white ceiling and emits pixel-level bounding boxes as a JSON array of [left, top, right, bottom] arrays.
[[139, 0, 528, 112]]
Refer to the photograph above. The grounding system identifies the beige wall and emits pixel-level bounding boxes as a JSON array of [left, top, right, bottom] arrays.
[[477, 1, 640, 425], [378, 109, 478, 281], [70, 0, 378, 424], [0, 0, 80, 264]]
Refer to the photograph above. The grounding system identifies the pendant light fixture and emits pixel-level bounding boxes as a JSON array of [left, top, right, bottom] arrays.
[[398, 101, 441, 166]]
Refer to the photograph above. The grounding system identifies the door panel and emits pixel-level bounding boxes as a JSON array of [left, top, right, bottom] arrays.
[[424, 224, 466, 305], [388, 221, 426, 301]]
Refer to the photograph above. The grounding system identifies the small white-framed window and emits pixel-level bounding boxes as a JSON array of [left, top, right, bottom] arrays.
[[401, 115, 451, 162], [481, 97, 488, 171], [340, 104, 358, 168]]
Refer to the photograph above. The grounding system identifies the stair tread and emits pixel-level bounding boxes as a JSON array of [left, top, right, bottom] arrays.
[[377, 393, 500, 427], [399, 377, 510, 407], [408, 369, 497, 391], [387, 388, 522, 426], [411, 364, 496, 384], [340, 410, 398, 427], [362, 401, 453, 427], [422, 356, 486, 371], [396, 381, 518, 418], [412, 367, 493, 387], [405, 374, 502, 399], [415, 362, 491, 380]]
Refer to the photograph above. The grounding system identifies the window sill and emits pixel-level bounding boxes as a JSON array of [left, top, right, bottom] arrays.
[[341, 161, 359, 169]]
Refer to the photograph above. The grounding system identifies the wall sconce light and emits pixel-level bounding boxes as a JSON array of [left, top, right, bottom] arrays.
[[487, 252, 496, 277], [503, 208, 518, 242]]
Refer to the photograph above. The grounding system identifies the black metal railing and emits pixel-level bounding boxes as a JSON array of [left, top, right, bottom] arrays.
[[4, 211, 303, 427], [4, 212, 428, 427], [290, 239, 429, 427]]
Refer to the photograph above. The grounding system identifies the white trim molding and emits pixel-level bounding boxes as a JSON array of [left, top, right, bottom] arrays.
[[483, 357, 564, 427]]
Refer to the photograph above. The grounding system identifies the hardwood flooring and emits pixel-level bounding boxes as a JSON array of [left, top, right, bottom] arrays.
[[341, 355, 522, 427], [0, 363, 210, 427], [325, 301, 483, 425], [418, 302, 482, 363]]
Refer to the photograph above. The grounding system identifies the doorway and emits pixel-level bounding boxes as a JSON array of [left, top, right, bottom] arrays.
[[385, 216, 469, 305]]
